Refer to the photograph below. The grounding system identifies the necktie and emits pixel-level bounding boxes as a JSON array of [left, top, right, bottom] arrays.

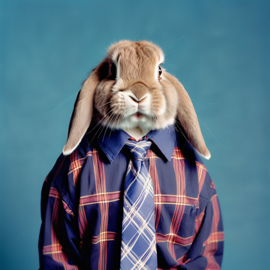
[[120, 140, 157, 270]]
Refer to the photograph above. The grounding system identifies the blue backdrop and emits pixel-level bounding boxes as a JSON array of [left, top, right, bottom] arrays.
[[1, 0, 269, 269]]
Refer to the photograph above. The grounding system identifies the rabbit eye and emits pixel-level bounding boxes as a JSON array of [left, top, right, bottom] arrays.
[[110, 63, 117, 80], [158, 66, 162, 78]]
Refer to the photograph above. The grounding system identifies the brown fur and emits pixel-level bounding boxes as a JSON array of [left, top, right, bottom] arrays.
[[63, 40, 211, 159]]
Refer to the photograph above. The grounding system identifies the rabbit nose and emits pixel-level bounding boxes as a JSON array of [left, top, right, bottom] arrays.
[[128, 93, 148, 103], [129, 82, 149, 101]]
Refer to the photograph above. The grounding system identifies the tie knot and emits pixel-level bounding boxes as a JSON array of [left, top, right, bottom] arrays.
[[125, 140, 152, 161]]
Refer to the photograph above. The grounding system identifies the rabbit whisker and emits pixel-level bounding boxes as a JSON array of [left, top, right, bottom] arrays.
[[96, 101, 112, 109], [102, 113, 118, 142], [108, 113, 121, 138], [88, 120, 106, 145], [87, 109, 115, 145], [115, 114, 123, 129], [174, 119, 189, 145], [86, 118, 101, 136], [163, 35, 185, 55], [48, 91, 79, 113], [97, 122, 108, 143], [85, 111, 106, 136], [199, 119, 226, 149], [86, 108, 115, 135]]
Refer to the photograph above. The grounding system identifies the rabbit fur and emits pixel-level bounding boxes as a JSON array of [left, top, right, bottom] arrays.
[[63, 40, 211, 159]]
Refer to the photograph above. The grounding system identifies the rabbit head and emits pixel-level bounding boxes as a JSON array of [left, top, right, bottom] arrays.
[[63, 40, 211, 159]]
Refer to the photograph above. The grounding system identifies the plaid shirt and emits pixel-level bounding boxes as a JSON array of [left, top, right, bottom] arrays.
[[39, 125, 224, 269]]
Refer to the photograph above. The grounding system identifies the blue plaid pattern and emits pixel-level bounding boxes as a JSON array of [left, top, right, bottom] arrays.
[[120, 140, 157, 270]]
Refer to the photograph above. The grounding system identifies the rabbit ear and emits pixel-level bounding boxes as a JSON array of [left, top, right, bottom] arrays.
[[164, 72, 211, 159], [62, 60, 107, 155]]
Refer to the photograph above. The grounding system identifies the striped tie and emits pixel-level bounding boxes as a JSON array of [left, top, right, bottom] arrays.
[[120, 140, 157, 270]]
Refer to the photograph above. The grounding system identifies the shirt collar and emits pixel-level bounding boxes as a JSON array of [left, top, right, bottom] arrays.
[[96, 125, 176, 163]]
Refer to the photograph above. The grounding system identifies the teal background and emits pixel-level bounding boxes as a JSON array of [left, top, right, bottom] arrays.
[[0, 0, 269, 269]]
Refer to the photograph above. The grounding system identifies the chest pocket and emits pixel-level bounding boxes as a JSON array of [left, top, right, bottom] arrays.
[[179, 204, 197, 238], [156, 203, 197, 237]]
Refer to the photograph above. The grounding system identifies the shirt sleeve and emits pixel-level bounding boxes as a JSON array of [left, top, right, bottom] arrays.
[[38, 155, 83, 269], [180, 180, 224, 269]]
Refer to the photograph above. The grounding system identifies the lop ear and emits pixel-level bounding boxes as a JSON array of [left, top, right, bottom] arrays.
[[164, 72, 211, 159], [62, 60, 107, 155]]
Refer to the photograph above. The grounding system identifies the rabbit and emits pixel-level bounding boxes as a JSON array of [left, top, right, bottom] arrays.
[[39, 41, 224, 270], [63, 40, 211, 159]]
